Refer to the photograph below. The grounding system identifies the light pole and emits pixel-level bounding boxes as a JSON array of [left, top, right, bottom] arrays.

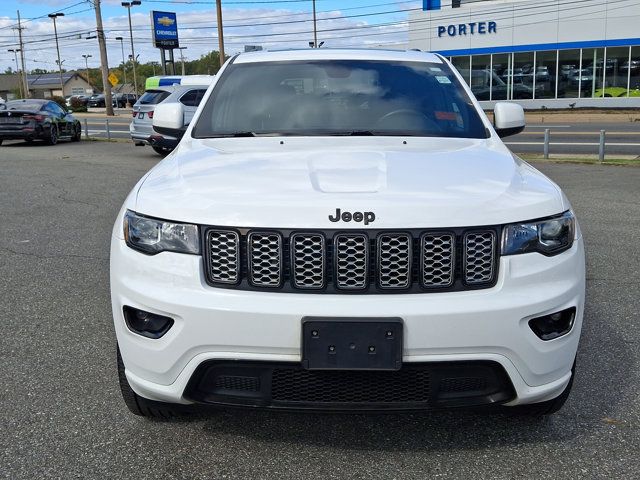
[[8, 48, 23, 98], [115, 36, 128, 87], [178, 47, 187, 75], [48, 12, 65, 96], [82, 54, 92, 87], [122, 1, 141, 96]]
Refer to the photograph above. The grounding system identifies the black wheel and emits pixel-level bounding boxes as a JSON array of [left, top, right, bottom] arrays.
[[117, 346, 184, 419], [46, 124, 58, 145], [505, 361, 575, 416], [71, 122, 81, 142], [152, 145, 174, 156]]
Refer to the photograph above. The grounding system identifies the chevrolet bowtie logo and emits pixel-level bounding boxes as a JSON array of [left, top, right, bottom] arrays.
[[157, 16, 175, 27]]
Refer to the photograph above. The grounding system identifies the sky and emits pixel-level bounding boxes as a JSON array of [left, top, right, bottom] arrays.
[[0, 0, 420, 74]]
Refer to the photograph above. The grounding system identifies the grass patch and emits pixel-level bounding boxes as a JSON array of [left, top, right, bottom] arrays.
[[520, 154, 640, 166]]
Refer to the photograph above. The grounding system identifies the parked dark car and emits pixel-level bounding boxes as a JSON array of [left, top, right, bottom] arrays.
[[0, 99, 81, 145], [112, 93, 138, 108], [88, 94, 106, 107], [66, 95, 89, 108]]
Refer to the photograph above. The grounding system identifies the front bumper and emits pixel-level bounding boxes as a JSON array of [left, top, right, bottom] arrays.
[[111, 235, 585, 407]]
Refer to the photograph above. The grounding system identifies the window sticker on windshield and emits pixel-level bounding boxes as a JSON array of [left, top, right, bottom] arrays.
[[435, 111, 457, 121], [436, 76, 452, 84], [430, 67, 442, 72]]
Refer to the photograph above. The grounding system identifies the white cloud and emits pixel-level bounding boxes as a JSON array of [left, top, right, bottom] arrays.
[[0, 5, 410, 73]]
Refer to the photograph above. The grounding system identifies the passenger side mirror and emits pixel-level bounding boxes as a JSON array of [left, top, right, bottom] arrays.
[[153, 102, 187, 139], [493, 102, 525, 138]]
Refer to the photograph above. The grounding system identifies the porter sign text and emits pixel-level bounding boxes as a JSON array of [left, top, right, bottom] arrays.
[[438, 21, 497, 37]]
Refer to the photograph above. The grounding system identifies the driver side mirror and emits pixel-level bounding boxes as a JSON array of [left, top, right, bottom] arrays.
[[493, 102, 525, 138], [153, 102, 187, 139]]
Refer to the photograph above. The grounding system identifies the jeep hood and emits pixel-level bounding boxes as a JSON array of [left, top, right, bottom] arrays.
[[135, 137, 566, 228]]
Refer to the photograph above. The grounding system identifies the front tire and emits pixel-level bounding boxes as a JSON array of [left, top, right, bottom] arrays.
[[71, 123, 81, 142], [117, 346, 184, 419], [46, 124, 58, 145]]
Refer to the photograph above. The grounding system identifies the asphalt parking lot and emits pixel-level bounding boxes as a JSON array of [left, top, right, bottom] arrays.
[[1, 140, 638, 479]]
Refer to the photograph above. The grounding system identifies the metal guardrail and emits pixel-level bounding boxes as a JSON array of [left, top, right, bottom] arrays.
[[543, 128, 608, 163]]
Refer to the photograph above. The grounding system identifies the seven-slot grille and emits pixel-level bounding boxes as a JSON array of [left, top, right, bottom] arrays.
[[204, 228, 498, 293]]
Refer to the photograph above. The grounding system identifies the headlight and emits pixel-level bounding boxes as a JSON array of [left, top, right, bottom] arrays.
[[502, 211, 575, 256], [123, 210, 200, 255]]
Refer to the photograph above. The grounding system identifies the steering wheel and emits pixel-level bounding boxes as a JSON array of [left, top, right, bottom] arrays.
[[375, 109, 442, 132]]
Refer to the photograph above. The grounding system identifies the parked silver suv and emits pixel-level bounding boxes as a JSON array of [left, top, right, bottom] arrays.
[[130, 84, 208, 155]]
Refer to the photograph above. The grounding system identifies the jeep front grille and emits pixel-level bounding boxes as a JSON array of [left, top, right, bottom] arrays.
[[378, 234, 412, 289], [291, 233, 325, 289], [463, 231, 496, 285], [248, 232, 282, 287], [203, 227, 499, 293], [206, 230, 240, 284], [335, 234, 369, 290]]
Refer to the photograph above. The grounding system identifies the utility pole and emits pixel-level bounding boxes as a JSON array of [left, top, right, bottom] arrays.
[[216, 0, 225, 68], [16, 11, 29, 97], [93, 0, 114, 115], [82, 54, 92, 85], [7, 49, 23, 98], [178, 47, 187, 75], [312, 0, 318, 48], [122, 1, 141, 97], [48, 13, 65, 96]]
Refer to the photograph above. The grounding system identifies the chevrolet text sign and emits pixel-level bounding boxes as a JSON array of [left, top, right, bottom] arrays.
[[151, 11, 179, 49]]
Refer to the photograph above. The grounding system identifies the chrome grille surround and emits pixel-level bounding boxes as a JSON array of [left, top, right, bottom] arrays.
[[248, 232, 282, 287], [377, 234, 412, 289], [463, 231, 496, 285], [334, 234, 369, 290], [291, 233, 325, 289], [421, 233, 455, 288], [206, 230, 240, 284]]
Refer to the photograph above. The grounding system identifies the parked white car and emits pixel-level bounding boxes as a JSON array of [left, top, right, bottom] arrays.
[[111, 49, 585, 418]]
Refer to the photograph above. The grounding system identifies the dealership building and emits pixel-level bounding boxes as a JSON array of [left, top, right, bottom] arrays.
[[408, 0, 640, 108]]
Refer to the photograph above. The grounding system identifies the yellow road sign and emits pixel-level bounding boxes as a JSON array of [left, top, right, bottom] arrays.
[[108, 72, 119, 87]]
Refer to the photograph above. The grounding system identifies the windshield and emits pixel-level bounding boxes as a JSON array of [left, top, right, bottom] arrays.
[[193, 60, 488, 138]]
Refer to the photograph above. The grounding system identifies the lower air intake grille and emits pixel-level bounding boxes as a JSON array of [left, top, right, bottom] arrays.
[[271, 368, 431, 404]]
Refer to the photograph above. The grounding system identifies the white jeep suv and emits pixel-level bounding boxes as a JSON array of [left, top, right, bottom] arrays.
[[110, 49, 585, 417]]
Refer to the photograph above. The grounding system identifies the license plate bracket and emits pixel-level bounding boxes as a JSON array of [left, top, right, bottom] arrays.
[[301, 317, 403, 371]]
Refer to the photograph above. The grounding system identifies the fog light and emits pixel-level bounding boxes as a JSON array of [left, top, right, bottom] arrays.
[[123, 306, 174, 339], [528, 307, 576, 341]]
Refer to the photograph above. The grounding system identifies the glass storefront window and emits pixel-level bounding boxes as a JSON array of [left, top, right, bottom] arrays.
[[535, 50, 557, 99], [469, 54, 491, 100], [558, 49, 581, 98], [631, 47, 640, 95], [512, 52, 534, 99], [604, 47, 630, 97], [581, 48, 605, 98], [490, 53, 510, 100], [451, 56, 471, 86]]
